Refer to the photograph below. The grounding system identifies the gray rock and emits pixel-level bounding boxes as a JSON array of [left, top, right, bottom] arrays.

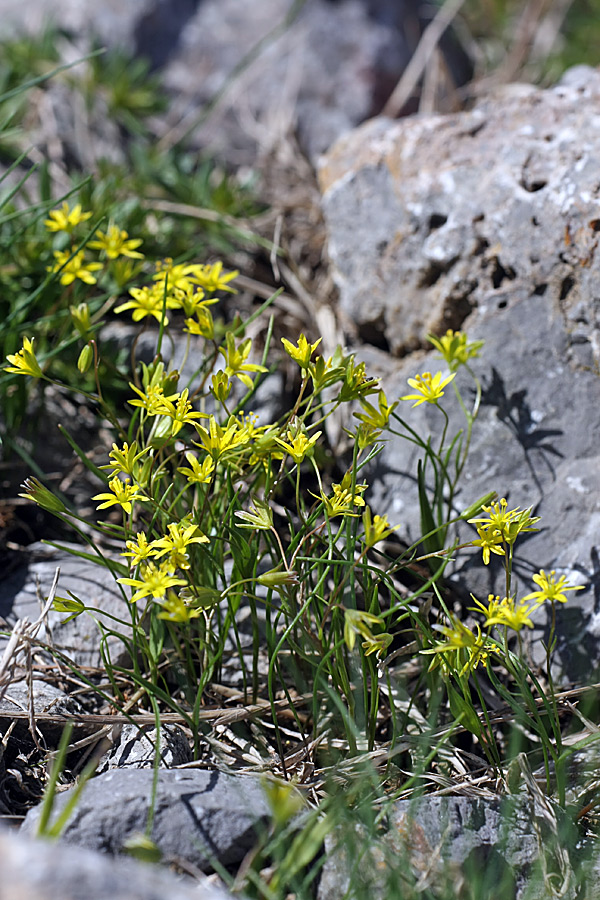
[[0, 543, 133, 669], [318, 795, 575, 900], [0, 679, 84, 740], [97, 723, 192, 772], [319, 65, 600, 356], [318, 67, 600, 681], [163, 0, 414, 164], [21, 768, 271, 870], [0, 825, 236, 900], [0, 0, 421, 165]]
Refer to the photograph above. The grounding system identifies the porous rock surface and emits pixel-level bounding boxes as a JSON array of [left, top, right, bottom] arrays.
[[21, 768, 271, 870], [319, 65, 600, 357], [319, 66, 600, 682], [0, 826, 236, 900]]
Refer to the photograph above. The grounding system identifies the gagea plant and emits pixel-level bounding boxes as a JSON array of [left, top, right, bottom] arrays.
[[5, 202, 590, 827]]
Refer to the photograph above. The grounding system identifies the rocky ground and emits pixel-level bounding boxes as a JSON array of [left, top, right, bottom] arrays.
[[2, 1, 600, 898]]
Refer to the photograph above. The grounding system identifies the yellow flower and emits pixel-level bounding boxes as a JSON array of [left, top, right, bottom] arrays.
[[122, 532, 158, 567], [44, 201, 92, 233], [354, 389, 398, 429], [362, 632, 393, 658], [468, 499, 540, 551], [401, 370, 456, 407], [313, 474, 367, 518], [92, 476, 148, 515], [281, 334, 322, 370], [275, 429, 321, 464], [470, 525, 506, 566], [422, 616, 493, 676], [336, 472, 367, 505], [184, 308, 214, 339], [153, 259, 203, 293], [344, 608, 384, 652], [177, 452, 215, 485], [427, 330, 484, 371], [193, 415, 249, 461], [118, 561, 187, 603], [100, 441, 148, 478], [187, 261, 238, 293], [523, 569, 585, 606], [115, 285, 173, 324], [362, 506, 399, 548], [470, 593, 503, 621], [477, 594, 536, 631], [49, 250, 102, 286], [128, 383, 168, 415], [156, 591, 202, 622], [219, 332, 267, 389], [154, 388, 206, 435], [151, 521, 209, 570], [89, 224, 144, 259], [169, 285, 214, 317], [5, 337, 43, 378]]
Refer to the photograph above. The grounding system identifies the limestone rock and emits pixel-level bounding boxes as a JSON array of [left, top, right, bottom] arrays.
[[21, 768, 271, 870], [319, 65, 600, 356], [0, 826, 237, 900], [318, 795, 579, 900]]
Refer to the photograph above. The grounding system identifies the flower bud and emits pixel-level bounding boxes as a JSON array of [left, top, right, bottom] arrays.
[[77, 344, 93, 373], [19, 477, 68, 513], [70, 302, 91, 337], [53, 596, 85, 616], [460, 491, 498, 521], [257, 568, 299, 590]]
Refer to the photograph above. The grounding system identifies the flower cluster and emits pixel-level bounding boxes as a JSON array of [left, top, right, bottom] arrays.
[[344, 608, 392, 659], [468, 498, 540, 564], [427, 329, 484, 371], [11, 206, 580, 771], [426, 567, 584, 678], [44, 202, 143, 287], [117, 520, 210, 615], [423, 615, 494, 676]]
